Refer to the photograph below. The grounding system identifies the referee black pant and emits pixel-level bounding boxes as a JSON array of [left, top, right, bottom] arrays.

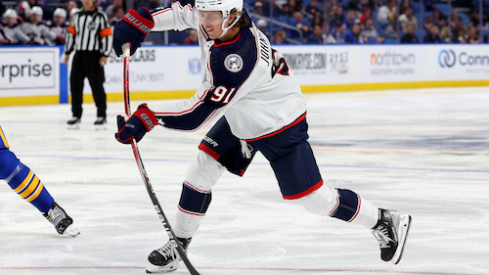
[[70, 51, 107, 119]]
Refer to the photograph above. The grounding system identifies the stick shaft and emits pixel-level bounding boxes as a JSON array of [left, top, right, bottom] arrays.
[[122, 43, 200, 275]]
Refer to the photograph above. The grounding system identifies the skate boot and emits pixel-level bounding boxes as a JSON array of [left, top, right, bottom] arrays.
[[94, 117, 107, 130], [372, 209, 411, 264], [146, 237, 192, 273], [43, 202, 79, 237], [67, 117, 81, 130]]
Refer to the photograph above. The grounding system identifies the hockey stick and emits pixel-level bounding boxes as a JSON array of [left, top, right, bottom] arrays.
[[122, 43, 200, 275]]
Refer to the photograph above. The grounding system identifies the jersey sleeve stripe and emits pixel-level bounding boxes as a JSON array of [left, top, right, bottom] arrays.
[[68, 24, 76, 34]]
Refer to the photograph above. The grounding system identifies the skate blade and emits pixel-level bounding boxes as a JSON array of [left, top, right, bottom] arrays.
[[391, 214, 412, 265], [64, 224, 80, 237], [146, 261, 179, 273]]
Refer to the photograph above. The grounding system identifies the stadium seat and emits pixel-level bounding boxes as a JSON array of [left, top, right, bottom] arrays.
[[415, 29, 426, 42], [436, 4, 451, 16]]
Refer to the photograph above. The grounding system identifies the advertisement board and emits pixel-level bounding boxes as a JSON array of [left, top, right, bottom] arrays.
[[0, 47, 60, 97], [1, 44, 488, 106]]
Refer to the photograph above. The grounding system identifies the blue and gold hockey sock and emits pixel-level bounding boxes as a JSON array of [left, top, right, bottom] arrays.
[[0, 149, 54, 213]]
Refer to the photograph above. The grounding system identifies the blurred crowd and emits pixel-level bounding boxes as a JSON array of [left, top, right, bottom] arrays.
[[1, 0, 489, 46]]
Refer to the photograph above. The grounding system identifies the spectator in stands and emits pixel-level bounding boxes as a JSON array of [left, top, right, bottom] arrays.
[[401, 23, 419, 43], [287, 0, 303, 13], [377, 0, 398, 38], [438, 19, 450, 42], [450, 29, 466, 43], [361, 17, 384, 43], [344, 9, 356, 30], [345, 23, 364, 43], [423, 24, 441, 43], [1, 9, 30, 44], [330, 19, 348, 43], [423, 14, 434, 31], [329, 6, 344, 27], [253, 1, 264, 15], [399, 0, 410, 15], [467, 25, 479, 44], [272, 28, 288, 44], [399, 8, 417, 33], [256, 19, 267, 34], [66, 0, 79, 22], [110, 6, 125, 26], [357, 6, 372, 25], [106, 0, 124, 16], [279, 3, 293, 17], [17, 0, 44, 22], [307, 24, 324, 44], [46, 8, 68, 45], [432, 9, 445, 25], [423, 25, 441, 43], [184, 29, 198, 45], [305, 0, 320, 17], [290, 11, 310, 42], [310, 11, 324, 30], [20, 6, 55, 45]]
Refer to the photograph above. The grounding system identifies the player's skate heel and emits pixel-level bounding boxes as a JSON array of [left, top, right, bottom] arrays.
[[146, 237, 191, 273], [94, 117, 107, 130], [43, 202, 80, 237], [372, 209, 411, 264], [67, 117, 81, 130]]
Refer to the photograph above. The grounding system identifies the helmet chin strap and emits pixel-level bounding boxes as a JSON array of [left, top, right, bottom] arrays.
[[217, 15, 241, 39]]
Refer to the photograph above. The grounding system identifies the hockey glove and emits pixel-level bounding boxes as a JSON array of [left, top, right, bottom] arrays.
[[113, 7, 154, 57], [115, 104, 158, 144]]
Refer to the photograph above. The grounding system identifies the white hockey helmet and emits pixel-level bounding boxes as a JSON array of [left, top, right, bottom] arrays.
[[195, 0, 244, 39], [31, 6, 43, 16], [54, 8, 67, 18], [3, 8, 18, 19]]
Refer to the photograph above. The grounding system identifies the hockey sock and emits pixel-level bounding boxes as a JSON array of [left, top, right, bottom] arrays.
[[0, 149, 54, 213], [331, 189, 378, 229], [174, 182, 212, 239]]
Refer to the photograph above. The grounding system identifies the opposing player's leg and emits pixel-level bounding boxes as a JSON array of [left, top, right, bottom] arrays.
[[147, 117, 256, 273], [249, 116, 411, 264], [0, 142, 79, 236]]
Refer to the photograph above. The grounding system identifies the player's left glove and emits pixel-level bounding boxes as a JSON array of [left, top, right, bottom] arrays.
[[115, 104, 158, 144], [113, 7, 154, 57]]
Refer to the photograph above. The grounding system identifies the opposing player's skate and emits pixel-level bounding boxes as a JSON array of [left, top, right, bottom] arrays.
[[372, 209, 411, 264], [146, 237, 191, 273], [43, 202, 79, 237], [67, 117, 81, 130], [94, 117, 107, 130]]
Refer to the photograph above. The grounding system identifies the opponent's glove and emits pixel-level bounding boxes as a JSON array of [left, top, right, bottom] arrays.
[[113, 7, 154, 57], [115, 104, 158, 144]]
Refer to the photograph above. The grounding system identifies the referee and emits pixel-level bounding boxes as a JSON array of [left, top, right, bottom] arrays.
[[64, 0, 113, 129]]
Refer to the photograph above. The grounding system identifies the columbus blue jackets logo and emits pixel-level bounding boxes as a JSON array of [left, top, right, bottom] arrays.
[[224, 54, 243, 73]]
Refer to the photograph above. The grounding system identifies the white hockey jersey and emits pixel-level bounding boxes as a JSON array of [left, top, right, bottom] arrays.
[[150, 3, 306, 140]]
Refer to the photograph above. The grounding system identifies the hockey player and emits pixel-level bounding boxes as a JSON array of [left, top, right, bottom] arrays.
[[0, 125, 79, 237], [112, 0, 412, 272]]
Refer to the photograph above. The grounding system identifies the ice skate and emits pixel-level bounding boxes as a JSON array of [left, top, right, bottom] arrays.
[[67, 117, 81, 130], [94, 117, 107, 130], [43, 202, 79, 237], [372, 209, 411, 264], [146, 237, 191, 273]]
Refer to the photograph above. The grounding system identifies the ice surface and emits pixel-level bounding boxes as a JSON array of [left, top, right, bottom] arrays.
[[0, 87, 488, 275]]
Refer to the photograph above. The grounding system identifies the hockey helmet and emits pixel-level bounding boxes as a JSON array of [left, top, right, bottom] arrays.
[[195, 0, 244, 39], [3, 9, 17, 19]]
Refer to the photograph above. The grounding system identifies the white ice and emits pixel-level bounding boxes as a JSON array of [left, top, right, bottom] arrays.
[[0, 87, 488, 275]]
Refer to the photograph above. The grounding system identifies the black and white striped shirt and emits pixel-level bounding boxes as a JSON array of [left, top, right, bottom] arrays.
[[65, 9, 113, 56]]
